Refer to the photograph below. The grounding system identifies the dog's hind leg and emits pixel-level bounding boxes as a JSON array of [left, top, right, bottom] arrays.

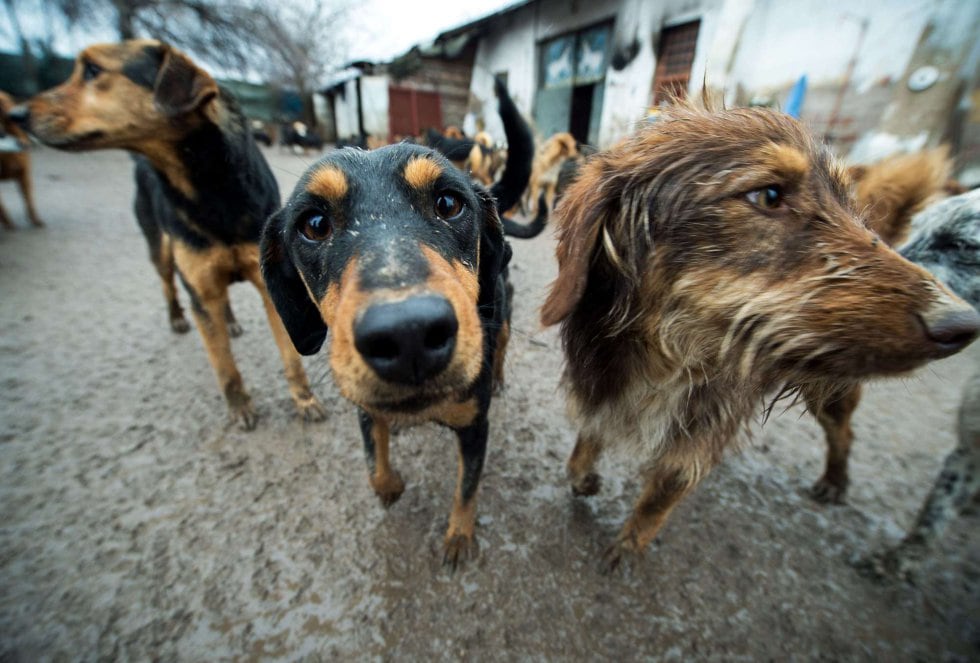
[[135, 199, 190, 334], [807, 383, 861, 503], [16, 164, 44, 227], [225, 301, 243, 338], [568, 432, 604, 497], [359, 410, 404, 506], [243, 254, 326, 422], [0, 193, 13, 230]]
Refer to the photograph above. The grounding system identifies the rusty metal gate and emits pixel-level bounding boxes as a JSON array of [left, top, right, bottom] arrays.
[[652, 20, 701, 104], [388, 86, 442, 137]]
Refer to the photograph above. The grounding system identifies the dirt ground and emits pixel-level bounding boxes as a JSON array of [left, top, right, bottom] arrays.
[[1, 146, 978, 661]]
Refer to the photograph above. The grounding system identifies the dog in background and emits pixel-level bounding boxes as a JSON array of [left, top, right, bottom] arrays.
[[540, 102, 979, 571], [280, 121, 324, 154], [0, 91, 44, 229], [848, 146, 954, 245], [859, 189, 980, 581], [524, 132, 578, 218], [14, 39, 325, 429], [260, 77, 532, 568]]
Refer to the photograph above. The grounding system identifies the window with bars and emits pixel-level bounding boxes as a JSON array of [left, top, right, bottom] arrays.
[[652, 20, 701, 105]]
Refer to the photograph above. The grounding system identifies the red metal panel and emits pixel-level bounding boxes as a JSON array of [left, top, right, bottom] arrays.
[[388, 86, 443, 137]]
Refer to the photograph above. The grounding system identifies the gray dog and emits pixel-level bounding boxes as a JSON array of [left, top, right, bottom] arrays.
[[861, 188, 980, 580]]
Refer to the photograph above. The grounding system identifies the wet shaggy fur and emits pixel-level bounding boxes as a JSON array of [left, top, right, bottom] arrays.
[[0, 91, 45, 229], [860, 189, 980, 581], [540, 103, 980, 571], [261, 86, 531, 568], [16, 39, 325, 430]]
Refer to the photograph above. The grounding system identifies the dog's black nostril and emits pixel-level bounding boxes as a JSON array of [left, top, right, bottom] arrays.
[[354, 295, 459, 385], [424, 320, 455, 351], [921, 309, 980, 353]]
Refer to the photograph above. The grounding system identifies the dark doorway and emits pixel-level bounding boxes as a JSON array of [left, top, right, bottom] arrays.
[[569, 84, 595, 145]]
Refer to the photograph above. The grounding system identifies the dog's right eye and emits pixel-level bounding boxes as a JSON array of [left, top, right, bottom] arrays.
[[746, 185, 784, 210], [82, 61, 102, 82], [298, 213, 330, 242]]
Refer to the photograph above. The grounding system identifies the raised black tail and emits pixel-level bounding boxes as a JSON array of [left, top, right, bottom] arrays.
[[502, 193, 547, 238], [489, 76, 532, 214]]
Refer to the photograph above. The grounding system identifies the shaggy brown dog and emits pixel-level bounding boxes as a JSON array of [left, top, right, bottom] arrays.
[[541, 104, 980, 571], [0, 91, 44, 229], [525, 132, 578, 217]]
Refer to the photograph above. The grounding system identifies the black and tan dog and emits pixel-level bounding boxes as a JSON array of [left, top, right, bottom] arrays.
[[13, 39, 325, 428], [260, 79, 532, 567]]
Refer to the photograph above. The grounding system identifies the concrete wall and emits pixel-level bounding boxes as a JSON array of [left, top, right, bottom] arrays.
[[466, 0, 977, 153]]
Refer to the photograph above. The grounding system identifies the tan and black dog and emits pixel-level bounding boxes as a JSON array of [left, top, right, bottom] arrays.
[[260, 78, 532, 567], [13, 39, 324, 429], [0, 90, 44, 229]]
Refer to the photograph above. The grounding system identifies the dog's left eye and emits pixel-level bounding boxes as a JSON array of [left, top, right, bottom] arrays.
[[298, 213, 330, 242], [434, 192, 464, 220], [746, 185, 784, 210], [83, 61, 102, 82]]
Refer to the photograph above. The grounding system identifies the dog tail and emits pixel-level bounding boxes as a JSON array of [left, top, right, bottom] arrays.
[[503, 193, 548, 238], [490, 76, 533, 213]]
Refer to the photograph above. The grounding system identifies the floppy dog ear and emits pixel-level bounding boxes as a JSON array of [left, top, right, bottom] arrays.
[[260, 211, 328, 355], [540, 160, 611, 326], [153, 45, 219, 117], [477, 190, 512, 311]]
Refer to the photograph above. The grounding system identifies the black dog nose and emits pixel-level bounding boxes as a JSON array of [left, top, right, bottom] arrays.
[[354, 295, 458, 385], [7, 105, 28, 125], [921, 309, 980, 352]]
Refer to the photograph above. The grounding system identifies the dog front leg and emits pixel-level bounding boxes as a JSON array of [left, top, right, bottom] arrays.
[[16, 165, 43, 227], [603, 455, 704, 573], [358, 409, 404, 506], [807, 383, 861, 503], [245, 268, 326, 422], [175, 249, 255, 430], [443, 417, 489, 570]]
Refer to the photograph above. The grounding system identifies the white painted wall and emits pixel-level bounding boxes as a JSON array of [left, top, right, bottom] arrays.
[[725, 0, 933, 96], [465, 0, 975, 148], [467, 0, 619, 146], [333, 78, 361, 139], [360, 75, 391, 138]]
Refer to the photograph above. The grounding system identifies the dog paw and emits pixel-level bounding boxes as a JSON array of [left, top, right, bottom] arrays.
[[571, 472, 601, 497], [170, 317, 191, 334], [809, 477, 847, 504], [443, 533, 479, 571], [600, 538, 645, 576], [228, 321, 244, 338], [230, 401, 258, 431], [370, 470, 405, 507], [295, 395, 327, 422], [852, 546, 922, 584]]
